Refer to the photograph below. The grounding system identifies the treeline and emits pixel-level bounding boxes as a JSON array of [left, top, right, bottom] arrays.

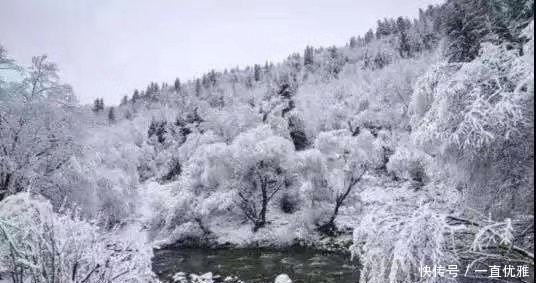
[[115, 0, 533, 113]]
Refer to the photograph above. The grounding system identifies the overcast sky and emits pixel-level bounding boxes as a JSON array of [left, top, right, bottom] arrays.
[[0, 0, 443, 105]]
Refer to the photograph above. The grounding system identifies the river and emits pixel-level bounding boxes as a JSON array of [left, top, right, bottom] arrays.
[[152, 246, 359, 283]]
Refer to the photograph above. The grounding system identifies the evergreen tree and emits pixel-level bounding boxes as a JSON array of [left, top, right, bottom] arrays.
[[326, 46, 345, 78], [201, 74, 210, 88], [107, 106, 115, 122], [92, 98, 104, 112], [364, 29, 375, 43], [376, 18, 395, 39], [145, 85, 151, 96], [92, 98, 100, 112], [396, 17, 412, 57], [174, 78, 181, 93], [492, 0, 534, 36], [303, 46, 315, 67], [208, 70, 217, 87], [195, 79, 202, 96], [245, 76, 253, 89], [443, 0, 495, 62], [148, 119, 167, 143], [349, 36, 358, 48], [145, 82, 159, 97], [288, 52, 302, 74], [263, 61, 270, 71], [253, 64, 262, 82], [120, 95, 128, 105], [132, 89, 140, 103]]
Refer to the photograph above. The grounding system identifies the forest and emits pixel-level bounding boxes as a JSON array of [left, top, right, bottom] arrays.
[[0, 0, 534, 282]]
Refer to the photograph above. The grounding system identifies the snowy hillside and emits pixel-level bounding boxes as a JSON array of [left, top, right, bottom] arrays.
[[0, 0, 534, 282]]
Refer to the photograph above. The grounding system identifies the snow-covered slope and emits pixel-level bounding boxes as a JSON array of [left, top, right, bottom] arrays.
[[0, 1, 534, 282]]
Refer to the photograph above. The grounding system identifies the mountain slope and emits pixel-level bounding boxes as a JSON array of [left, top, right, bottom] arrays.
[[0, 1, 534, 282]]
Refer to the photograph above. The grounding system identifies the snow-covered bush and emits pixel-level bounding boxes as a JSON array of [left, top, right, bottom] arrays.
[[158, 126, 299, 239], [412, 43, 531, 155], [312, 129, 383, 235], [203, 103, 260, 143], [351, 204, 456, 283], [352, 199, 534, 283], [386, 140, 431, 184], [0, 193, 158, 283], [294, 49, 434, 143], [409, 30, 534, 214]]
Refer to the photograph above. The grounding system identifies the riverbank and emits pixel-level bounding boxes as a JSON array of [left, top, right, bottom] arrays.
[[157, 230, 354, 255]]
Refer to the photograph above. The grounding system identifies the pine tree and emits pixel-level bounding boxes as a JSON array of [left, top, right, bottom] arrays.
[[92, 98, 104, 112], [208, 70, 217, 87], [493, 0, 534, 35], [195, 79, 202, 96], [174, 78, 181, 93], [303, 46, 315, 67], [326, 46, 345, 78], [108, 106, 115, 123], [245, 76, 253, 89], [264, 61, 271, 71], [145, 84, 151, 96], [396, 17, 412, 58], [145, 82, 159, 97], [443, 0, 495, 62], [98, 98, 104, 111], [132, 89, 140, 103], [349, 36, 358, 48], [120, 95, 128, 105], [364, 29, 375, 43], [92, 98, 100, 112], [253, 64, 262, 82], [376, 18, 394, 39]]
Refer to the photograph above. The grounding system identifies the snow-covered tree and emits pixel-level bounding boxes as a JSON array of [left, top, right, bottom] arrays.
[[108, 106, 116, 123], [410, 27, 534, 214], [0, 193, 158, 283], [313, 129, 383, 235], [0, 45, 18, 71], [0, 53, 77, 202]]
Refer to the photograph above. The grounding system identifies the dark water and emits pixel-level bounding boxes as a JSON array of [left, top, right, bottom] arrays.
[[152, 247, 359, 283]]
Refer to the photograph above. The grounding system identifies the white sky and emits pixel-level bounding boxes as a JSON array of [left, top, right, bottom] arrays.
[[0, 0, 443, 105]]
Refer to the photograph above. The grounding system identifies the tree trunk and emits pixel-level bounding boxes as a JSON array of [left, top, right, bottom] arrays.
[[318, 170, 366, 236], [254, 179, 269, 232], [328, 199, 343, 227], [319, 199, 343, 237], [0, 173, 12, 201]]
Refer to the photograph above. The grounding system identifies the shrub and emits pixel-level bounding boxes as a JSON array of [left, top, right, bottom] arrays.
[[0, 193, 158, 283]]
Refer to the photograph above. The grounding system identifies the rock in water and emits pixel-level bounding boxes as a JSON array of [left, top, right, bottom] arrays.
[[274, 274, 292, 283], [190, 272, 213, 283], [172, 272, 187, 283]]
